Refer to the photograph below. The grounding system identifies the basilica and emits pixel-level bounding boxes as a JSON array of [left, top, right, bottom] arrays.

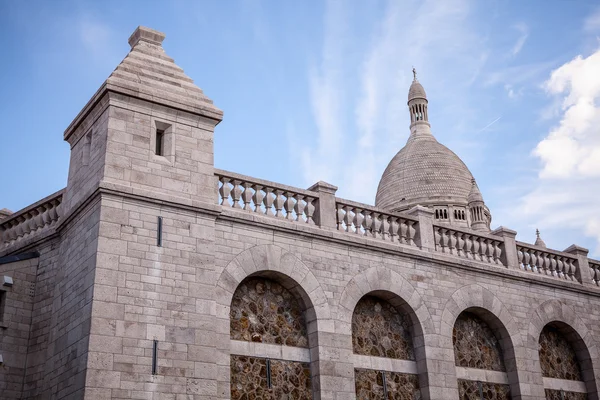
[[1, 26, 599, 400]]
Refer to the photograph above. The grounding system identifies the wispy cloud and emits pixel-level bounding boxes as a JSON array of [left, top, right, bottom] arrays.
[[584, 6, 600, 34], [77, 15, 118, 63], [299, 0, 488, 203], [517, 47, 600, 255], [301, 0, 348, 185], [475, 116, 502, 134], [511, 23, 529, 56]]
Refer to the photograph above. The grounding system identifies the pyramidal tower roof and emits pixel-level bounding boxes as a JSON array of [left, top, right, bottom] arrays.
[[65, 26, 222, 140]]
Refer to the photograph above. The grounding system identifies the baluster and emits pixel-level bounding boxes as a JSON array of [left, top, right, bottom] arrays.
[[541, 253, 550, 275], [530, 251, 538, 273], [273, 190, 285, 218], [389, 217, 399, 242], [433, 227, 441, 251], [472, 237, 480, 261], [263, 187, 275, 216], [407, 220, 416, 246], [371, 213, 382, 239], [294, 195, 306, 222], [478, 238, 487, 262], [486, 240, 495, 263], [231, 180, 243, 209], [448, 230, 457, 255], [440, 229, 448, 253], [517, 247, 524, 269], [381, 215, 390, 241], [252, 185, 265, 213], [593, 265, 600, 285], [304, 196, 315, 225], [343, 206, 354, 233], [15, 216, 26, 239], [336, 204, 345, 230], [400, 220, 409, 244], [494, 241, 502, 265], [464, 234, 473, 259], [456, 232, 465, 257], [567, 259, 577, 281], [218, 177, 231, 206], [523, 249, 531, 271], [362, 211, 372, 237], [555, 256, 564, 278], [549, 255, 557, 277], [241, 182, 254, 211], [284, 192, 295, 220], [353, 208, 364, 235]]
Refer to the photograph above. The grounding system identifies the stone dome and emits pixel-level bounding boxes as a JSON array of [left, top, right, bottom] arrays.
[[408, 80, 427, 101], [375, 134, 476, 212]]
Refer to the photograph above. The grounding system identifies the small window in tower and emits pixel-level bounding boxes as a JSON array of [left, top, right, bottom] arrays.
[[443, 209, 448, 219], [435, 210, 439, 219], [155, 129, 165, 156]]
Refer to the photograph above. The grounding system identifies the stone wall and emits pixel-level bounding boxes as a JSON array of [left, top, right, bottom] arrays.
[[0, 256, 37, 399]]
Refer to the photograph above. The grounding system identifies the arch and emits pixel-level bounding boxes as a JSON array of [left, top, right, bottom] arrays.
[[216, 244, 332, 330], [338, 266, 434, 336], [441, 284, 522, 398], [341, 266, 432, 399], [527, 299, 599, 398]]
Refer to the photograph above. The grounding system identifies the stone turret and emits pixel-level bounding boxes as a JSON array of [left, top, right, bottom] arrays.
[[535, 229, 547, 248], [467, 179, 490, 232]]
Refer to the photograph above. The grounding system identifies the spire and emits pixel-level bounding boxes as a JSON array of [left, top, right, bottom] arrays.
[[535, 229, 547, 248], [407, 68, 430, 139], [467, 178, 484, 203]]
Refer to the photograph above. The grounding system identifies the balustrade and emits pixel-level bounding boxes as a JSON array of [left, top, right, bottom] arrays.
[[433, 225, 505, 266], [216, 171, 316, 225], [589, 260, 600, 286], [0, 191, 63, 248], [516, 243, 578, 281], [335, 201, 418, 246]]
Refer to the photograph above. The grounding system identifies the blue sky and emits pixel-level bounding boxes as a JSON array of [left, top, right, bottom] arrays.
[[2, 0, 600, 256]]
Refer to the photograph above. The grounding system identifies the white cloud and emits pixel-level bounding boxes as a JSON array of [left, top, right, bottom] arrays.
[[534, 50, 600, 178], [517, 48, 600, 255], [511, 23, 529, 56], [78, 16, 116, 62]]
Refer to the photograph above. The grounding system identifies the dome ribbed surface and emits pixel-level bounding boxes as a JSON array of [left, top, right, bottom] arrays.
[[408, 80, 427, 101], [375, 136, 475, 211]]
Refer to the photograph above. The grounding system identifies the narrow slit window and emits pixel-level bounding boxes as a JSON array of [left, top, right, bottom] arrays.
[[152, 339, 158, 375], [155, 129, 165, 156], [0, 290, 6, 324]]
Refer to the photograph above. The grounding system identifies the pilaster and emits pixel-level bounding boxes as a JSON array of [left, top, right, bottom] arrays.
[[491, 226, 519, 268], [308, 181, 338, 230], [407, 205, 435, 251], [564, 244, 594, 286]]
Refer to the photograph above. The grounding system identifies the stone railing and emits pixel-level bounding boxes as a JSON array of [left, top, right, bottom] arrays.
[[0, 190, 64, 249], [588, 259, 600, 286], [433, 225, 505, 266], [213, 170, 600, 289], [215, 170, 318, 225], [516, 242, 578, 281], [335, 199, 419, 247]]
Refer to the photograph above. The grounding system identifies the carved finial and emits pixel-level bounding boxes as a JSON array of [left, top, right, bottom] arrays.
[[535, 229, 547, 248], [412, 67, 417, 80]]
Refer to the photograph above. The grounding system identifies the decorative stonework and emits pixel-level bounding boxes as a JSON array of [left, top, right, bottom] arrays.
[[352, 296, 414, 360], [458, 379, 511, 399], [230, 355, 312, 399], [544, 389, 588, 400], [354, 369, 420, 399], [453, 312, 505, 371], [230, 277, 308, 347], [539, 325, 582, 381], [355, 369, 385, 399]]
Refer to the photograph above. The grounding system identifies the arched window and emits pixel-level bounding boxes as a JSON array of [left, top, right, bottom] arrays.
[[352, 295, 421, 398], [539, 323, 588, 399], [230, 277, 313, 399], [453, 311, 512, 399]]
